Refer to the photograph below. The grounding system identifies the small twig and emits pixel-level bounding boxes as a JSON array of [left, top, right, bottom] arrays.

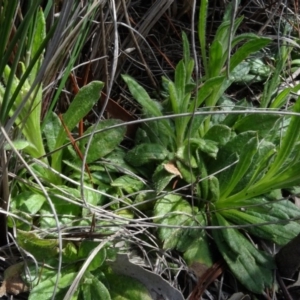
[[58, 113, 92, 181]]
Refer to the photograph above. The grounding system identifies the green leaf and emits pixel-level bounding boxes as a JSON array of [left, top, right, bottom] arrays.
[[29, 8, 46, 84], [81, 273, 111, 300], [188, 138, 219, 159], [204, 124, 231, 146], [125, 143, 169, 167], [176, 160, 196, 183], [154, 195, 212, 269], [270, 87, 292, 109], [43, 112, 62, 152], [39, 187, 82, 228], [111, 175, 144, 194], [182, 31, 191, 68], [208, 176, 220, 202], [208, 41, 224, 77], [233, 114, 280, 138], [168, 80, 180, 114], [174, 60, 186, 108], [79, 119, 126, 163], [221, 208, 300, 245], [183, 231, 213, 270], [122, 75, 174, 144], [198, 0, 208, 74], [78, 241, 106, 272], [220, 136, 258, 200], [266, 98, 300, 178], [154, 195, 193, 249], [16, 230, 58, 260], [122, 75, 162, 117], [29, 272, 77, 300], [62, 242, 78, 263], [104, 271, 152, 300], [52, 81, 104, 175], [234, 140, 276, 193], [190, 76, 225, 110], [229, 38, 271, 73], [152, 163, 178, 193], [211, 131, 256, 175], [212, 213, 274, 294], [17, 192, 46, 215], [176, 144, 198, 168], [197, 153, 209, 199], [3, 139, 30, 151]]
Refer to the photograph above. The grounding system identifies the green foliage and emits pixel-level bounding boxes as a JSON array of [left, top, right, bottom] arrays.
[[5, 1, 300, 298], [120, 2, 300, 295]]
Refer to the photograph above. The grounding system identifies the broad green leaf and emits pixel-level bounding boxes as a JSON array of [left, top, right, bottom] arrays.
[[154, 195, 192, 249], [176, 145, 198, 168], [29, 272, 77, 300], [16, 230, 58, 260], [62, 242, 78, 263], [16, 192, 46, 215], [64, 81, 104, 131], [233, 114, 280, 138], [125, 143, 169, 167], [122, 75, 162, 117], [212, 213, 274, 294], [52, 81, 104, 174], [204, 124, 231, 146], [135, 127, 151, 144], [3, 139, 30, 150], [98, 148, 135, 174], [111, 175, 144, 194], [78, 241, 106, 272], [82, 184, 100, 206], [7, 211, 32, 231], [154, 196, 212, 269], [183, 232, 213, 270], [221, 98, 250, 127], [106, 253, 184, 300], [79, 119, 126, 163], [188, 138, 219, 159], [39, 187, 82, 228], [220, 136, 258, 200], [229, 38, 271, 73], [104, 271, 152, 300], [81, 273, 111, 300], [187, 114, 206, 139], [152, 163, 178, 193], [176, 160, 196, 183], [141, 117, 174, 148], [221, 208, 300, 245]]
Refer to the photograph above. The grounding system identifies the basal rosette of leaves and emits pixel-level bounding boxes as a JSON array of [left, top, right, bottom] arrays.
[[121, 2, 300, 294]]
